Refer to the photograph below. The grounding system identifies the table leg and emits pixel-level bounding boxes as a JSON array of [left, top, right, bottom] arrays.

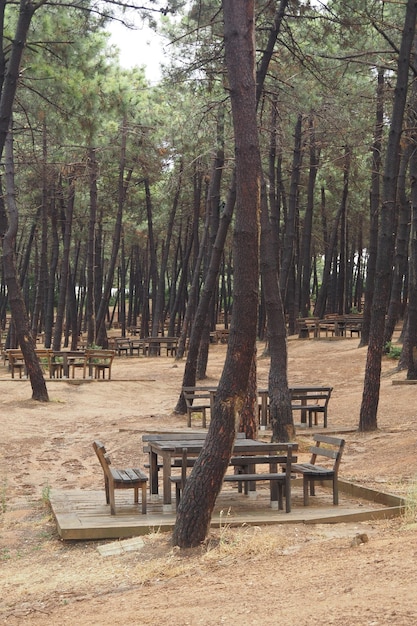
[[149, 450, 159, 497], [162, 452, 173, 510]]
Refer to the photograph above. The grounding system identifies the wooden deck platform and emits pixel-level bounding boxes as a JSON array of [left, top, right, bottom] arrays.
[[50, 480, 405, 541]]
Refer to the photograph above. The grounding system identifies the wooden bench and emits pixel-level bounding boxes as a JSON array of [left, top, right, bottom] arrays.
[[290, 386, 333, 428], [144, 337, 178, 357], [84, 349, 115, 379], [209, 328, 230, 344], [292, 434, 345, 505], [297, 317, 319, 339], [5, 348, 53, 378], [342, 315, 363, 337], [182, 386, 215, 428], [258, 386, 333, 429], [170, 444, 296, 513], [92, 440, 148, 515], [114, 337, 132, 357]]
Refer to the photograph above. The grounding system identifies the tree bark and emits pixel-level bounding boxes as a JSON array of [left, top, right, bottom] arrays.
[[300, 112, 320, 318], [360, 69, 384, 346], [53, 173, 75, 352], [279, 114, 303, 308], [86, 147, 98, 346], [3, 127, 48, 401], [383, 145, 411, 346], [152, 160, 182, 337], [96, 120, 133, 346], [173, 0, 261, 547], [260, 179, 294, 441], [359, 0, 417, 431]]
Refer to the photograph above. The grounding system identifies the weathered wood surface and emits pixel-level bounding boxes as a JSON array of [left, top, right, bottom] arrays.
[[50, 481, 405, 541]]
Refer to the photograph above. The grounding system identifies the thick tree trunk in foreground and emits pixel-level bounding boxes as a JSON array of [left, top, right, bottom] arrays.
[[173, 0, 261, 547], [359, 0, 417, 431]]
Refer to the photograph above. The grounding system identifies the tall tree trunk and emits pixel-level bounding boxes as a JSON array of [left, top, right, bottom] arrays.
[[52, 173, 75, 351], [279, 114, 303, 307], [43, 188, 59, 348], [96, 120, 133, 346], [3, 127, 48, 401], [314, 203, 343, 319], [300, 112, 320, 317], [152, 161, 182, 336], [197, 109, 225, 379], [384, 145, 411, 346], [174, 177, 235, 413], [86, 147, 98, 346], [360, 69, 384, 346], [337, 147, 350, 314], [173, 0, 261, 547], [260, 179, 294, 441], [359, 0, 417, 431], [144, 178, 159, 338]]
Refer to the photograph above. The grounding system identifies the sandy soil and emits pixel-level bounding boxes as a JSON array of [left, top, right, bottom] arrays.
[[1, 336, 417, 625]]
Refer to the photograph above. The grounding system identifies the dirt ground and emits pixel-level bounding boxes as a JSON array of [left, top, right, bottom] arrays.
[[1, 335, 417, 625]]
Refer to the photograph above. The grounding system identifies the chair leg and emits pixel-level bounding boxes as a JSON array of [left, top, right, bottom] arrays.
[[277, 482, 283, 510], [134, 487, 139, 504], [303, 476, 309, 506], [141, 483, 147, 514], [202, 408, 207, 428], [333, 476, 339, 505], [109, 485, 116, 515]]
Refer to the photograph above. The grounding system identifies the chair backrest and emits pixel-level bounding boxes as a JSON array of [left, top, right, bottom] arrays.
[[93, 440, 112, 478], [310, 434, 345, 472], [86, 349, 115, 363]]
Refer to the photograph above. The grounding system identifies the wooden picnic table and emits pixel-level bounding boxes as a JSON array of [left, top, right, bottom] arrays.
[[114, 336, 178, 357], [297, 315, 363, 339], [143, 434, 297, 510]]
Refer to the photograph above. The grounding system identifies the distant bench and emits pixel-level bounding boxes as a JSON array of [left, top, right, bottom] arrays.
[[182, 386, 216, 428], [5, 348, 53, 378], [290, 386, 333, 428], [258, 386, 333, 429], [182, 385, 333, 430]]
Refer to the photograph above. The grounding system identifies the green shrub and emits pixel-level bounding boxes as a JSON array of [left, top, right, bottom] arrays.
[[385, 342, 402, 359]]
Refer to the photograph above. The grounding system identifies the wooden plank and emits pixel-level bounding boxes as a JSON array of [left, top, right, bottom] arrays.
[[50, 480, 404, 541]]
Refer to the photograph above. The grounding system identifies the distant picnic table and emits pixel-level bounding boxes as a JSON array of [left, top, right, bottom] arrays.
[[297, 315, 363, 339]]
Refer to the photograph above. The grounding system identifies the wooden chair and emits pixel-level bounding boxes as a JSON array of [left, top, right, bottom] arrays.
[[68, 352, 86, 378], [6, 349, 26, 378], [84, 349, 115, 379], [292, 434, 345, 505], [92, 440, 148, 515], [182, 386, 214, 427]]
